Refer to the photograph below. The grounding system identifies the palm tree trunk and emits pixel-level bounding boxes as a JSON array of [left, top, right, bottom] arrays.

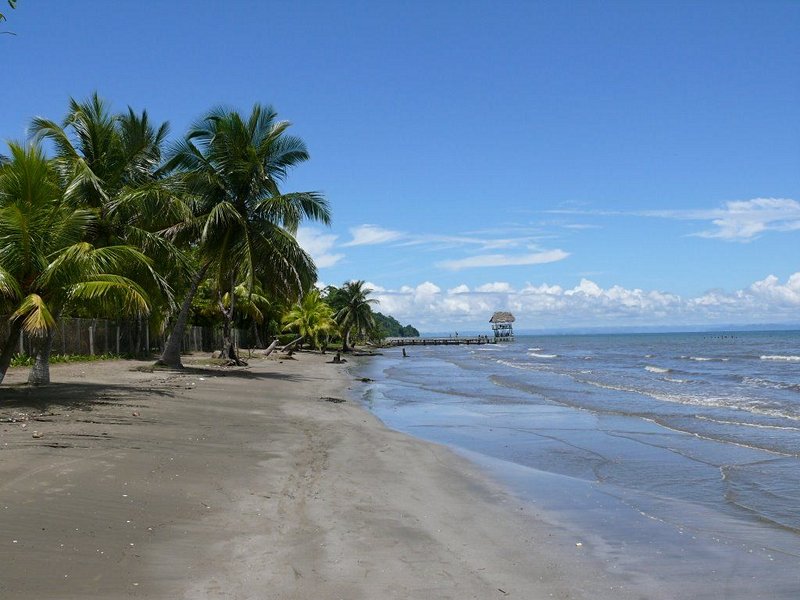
[[157, 262, 210, 368], [0, 320, 23, 385], [251, 321, 264, 348], [342, 327, 352, 353], [220, 317, 235, 359], [219, 273, 243, 364], [27, 331, 54, 385]]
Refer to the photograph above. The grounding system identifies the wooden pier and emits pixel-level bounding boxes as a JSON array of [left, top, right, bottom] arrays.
[[384, 336, 495, 346]]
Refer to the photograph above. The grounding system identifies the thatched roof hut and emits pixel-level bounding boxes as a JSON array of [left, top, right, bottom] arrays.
[[489, 311, 515, 324]]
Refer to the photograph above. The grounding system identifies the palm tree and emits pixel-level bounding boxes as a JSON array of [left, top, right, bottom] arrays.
[[157, 103, 330, 367], [29, 94, 186, 362], [334, 280, 377, 352], [0, 142, 152, 384], [30, 94, 185, 252], [281, 289, 336, 351], [211, 283, 273, 349]]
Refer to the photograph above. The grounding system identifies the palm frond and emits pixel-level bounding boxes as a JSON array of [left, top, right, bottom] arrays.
[[29, 117, 80, 160], [68, 274, 150, 315], [0, 265, 21, 300], [253, 191, 331, 232], [12, 293, 56, 334]]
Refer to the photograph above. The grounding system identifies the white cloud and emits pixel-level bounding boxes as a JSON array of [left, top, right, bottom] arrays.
[[343, 224, 405, 247], [362, 281, 386, 293], [448, 284, 471, 294], [562, 223, 600, 230], [551, 198, 800, 242], [414, 281, 441, 299], [367, 273, 800, 331], [296, 227, 344, 268], [475, 282, 514, 293], [438, 249, 570, 270], [342, 223, 553, 253], [690, 198, 800, 241], [748, 272, 800, 304]]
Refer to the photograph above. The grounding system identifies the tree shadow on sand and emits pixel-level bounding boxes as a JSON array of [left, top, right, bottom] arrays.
[[151, 364, 318, 384], [0, 381, 175, 413]]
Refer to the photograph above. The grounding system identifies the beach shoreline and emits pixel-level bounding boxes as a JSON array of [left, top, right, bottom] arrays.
[[355, 337, 800, 600], [0, 352, 628, 599]]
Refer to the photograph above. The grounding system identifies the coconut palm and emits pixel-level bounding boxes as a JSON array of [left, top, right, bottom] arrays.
[[281, 289, 336, 351], [30, 94, 186, 250], [0, 143, 152, 384], [157, 103, 330, 367], [334, 280, 377, 352], [194, 282, 273, 349], [29, 94, 187, 361]]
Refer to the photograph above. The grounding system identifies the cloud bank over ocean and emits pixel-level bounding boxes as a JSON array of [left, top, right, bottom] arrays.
[[361, 273, 800, 331], [297, 196, 799, 331]]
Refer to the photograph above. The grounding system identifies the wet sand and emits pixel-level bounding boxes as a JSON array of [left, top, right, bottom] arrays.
[[0, 353, 622, 599]]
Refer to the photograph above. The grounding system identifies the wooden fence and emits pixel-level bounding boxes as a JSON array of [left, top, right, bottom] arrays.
[[1, 317, 250, 358]]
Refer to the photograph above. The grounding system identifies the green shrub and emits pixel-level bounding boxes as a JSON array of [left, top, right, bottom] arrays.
[[11, 352, 126, 366]]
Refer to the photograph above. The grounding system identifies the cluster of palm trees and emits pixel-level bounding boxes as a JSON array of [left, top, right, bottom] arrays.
[[281, 280, 378, 352], [0, 93, 344, 384]]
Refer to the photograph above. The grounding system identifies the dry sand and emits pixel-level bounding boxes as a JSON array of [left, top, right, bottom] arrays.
[[0, 353, 619, 599]]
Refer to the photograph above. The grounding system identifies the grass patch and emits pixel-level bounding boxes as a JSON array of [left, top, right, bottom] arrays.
[[11, 352, 127, 367]]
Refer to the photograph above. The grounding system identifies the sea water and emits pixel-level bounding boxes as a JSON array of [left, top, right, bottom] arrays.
[[355, 331, 800, 599]]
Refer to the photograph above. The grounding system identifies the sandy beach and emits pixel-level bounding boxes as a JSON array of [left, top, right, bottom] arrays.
[[0, 353, 627, 600]]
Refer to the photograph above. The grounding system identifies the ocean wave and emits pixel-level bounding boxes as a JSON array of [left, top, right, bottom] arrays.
[[663, 376, 687, 383], [528, 347, 542, 352], [576, 379, 642, 396], [679, 355, 730, 362], [645, 365, 670, 373], [742, 376, 800, 392], [577, 378, 800, 421], [496, 359, 552, 371], [529, 352, 558, 359], [761, 355, 800, 362], [695, 415, 800, 432]]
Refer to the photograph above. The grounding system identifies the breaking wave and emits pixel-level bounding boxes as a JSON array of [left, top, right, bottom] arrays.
[[761, 355, 800, 362]]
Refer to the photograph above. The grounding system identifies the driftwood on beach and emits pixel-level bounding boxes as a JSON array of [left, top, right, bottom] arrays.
[[281, 336, 304, 353]]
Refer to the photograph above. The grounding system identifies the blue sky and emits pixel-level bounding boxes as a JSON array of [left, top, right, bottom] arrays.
[[2, 1, 799, 332]]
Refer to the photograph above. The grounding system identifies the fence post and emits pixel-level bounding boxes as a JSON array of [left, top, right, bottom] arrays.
[[18, 330, 23, 355], [89, 320, 95, 356], [116, 324, 120, 355]]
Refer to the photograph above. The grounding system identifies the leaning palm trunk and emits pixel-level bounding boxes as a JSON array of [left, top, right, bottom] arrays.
[[0, 320, 23, 385], [157, 263, 210, 369], [27, 331, 54, 385]]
